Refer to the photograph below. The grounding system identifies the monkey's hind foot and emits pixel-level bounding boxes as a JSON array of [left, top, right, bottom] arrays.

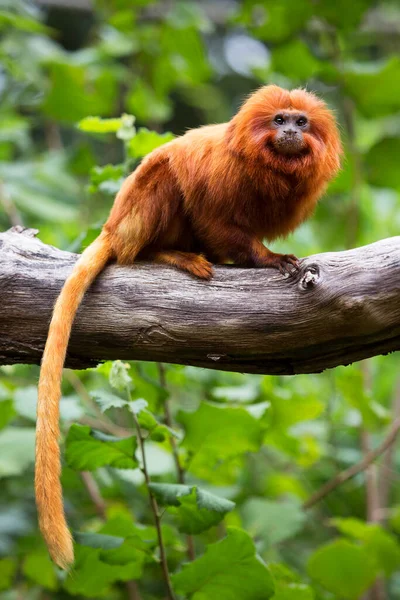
[[151, 251, 214, 280]]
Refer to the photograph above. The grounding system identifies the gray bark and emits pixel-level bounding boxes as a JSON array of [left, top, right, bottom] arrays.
[[0, 226, 399, 375]]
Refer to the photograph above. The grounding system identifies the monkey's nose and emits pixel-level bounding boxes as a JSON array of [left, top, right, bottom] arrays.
[[284, 129, 296, 136]]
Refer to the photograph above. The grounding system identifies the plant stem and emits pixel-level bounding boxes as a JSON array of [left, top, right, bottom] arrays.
[[131, 397, 176, 600], [158, 363, 196, 561]]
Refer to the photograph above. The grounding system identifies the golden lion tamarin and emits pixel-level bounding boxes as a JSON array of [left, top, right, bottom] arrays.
[[36, 85, 342, 568]]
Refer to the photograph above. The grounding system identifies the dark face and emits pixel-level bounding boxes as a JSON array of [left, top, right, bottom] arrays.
[[271, 112, 309, 155]]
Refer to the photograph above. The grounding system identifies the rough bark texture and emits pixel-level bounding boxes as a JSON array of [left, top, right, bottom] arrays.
[[0, 227, 399, 375]]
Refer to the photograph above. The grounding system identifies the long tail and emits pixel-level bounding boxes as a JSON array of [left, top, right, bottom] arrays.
[[36, 231, 112, 569]]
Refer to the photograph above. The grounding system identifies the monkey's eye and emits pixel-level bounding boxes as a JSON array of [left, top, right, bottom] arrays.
[[274, 115, 285, 125], [296, 117, 308, 127]]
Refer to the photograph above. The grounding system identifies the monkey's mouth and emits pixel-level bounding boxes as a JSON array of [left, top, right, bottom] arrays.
[[268, 138, 309, 157]]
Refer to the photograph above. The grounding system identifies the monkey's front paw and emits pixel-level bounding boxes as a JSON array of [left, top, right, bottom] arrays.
[[190, 256, 214, 280], [267, 253, 300, 275]]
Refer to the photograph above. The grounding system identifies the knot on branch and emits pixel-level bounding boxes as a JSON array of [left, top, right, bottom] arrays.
[[300, 264, 320, 289]]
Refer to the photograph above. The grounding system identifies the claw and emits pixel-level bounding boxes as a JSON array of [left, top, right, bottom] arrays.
[[265, 253, 300, 276]]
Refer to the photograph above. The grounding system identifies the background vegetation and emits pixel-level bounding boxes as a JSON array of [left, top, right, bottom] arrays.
[[0, 0, 400, 598]]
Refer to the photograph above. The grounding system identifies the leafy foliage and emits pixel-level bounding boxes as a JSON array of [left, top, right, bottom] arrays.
[[172, 528, 275, 599]]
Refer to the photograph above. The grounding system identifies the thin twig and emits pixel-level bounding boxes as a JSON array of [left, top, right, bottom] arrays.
[[80, 471, 107, 518], [65, 369, 131, 437], [158, 363, 196, 561], [130, 388, 176, 600], [303, 418, 400, 510], [125, 580, 143, 600], [44, 120, 63, 151], [78, 415, 131, 436], [0, 180, 23, 227]]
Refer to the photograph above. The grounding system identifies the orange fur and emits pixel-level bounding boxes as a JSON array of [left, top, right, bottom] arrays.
[[36, 85, 342, 568]]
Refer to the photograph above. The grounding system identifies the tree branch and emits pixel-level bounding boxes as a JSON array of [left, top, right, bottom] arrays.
[[303, 417, 400, 510], [1, 226, 400, 374]]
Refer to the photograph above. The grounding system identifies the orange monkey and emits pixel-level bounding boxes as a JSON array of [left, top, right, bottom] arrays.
[[36, 85, 342, 567]]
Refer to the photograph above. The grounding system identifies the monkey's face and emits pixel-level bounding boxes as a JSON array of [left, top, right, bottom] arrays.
[[228, 85, 342, 176], [269, 111, 309, 156]]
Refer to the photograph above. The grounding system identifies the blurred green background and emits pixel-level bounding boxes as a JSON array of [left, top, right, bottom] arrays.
[[0, 1, 400, 599]]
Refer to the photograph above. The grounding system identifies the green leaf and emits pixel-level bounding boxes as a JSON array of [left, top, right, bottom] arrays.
[[94, 386, 170, 440], [76, 531, 155, 566], [330, 517, 370, 539], [99, 509, 159, 545], [65, 425, 138, 470], [365, 137, 400, 189], [43, 61, 117, 123], [109, 360, 132, 391], [128, 128, 174, 159], [272, 583, 314, 600], [331, 518, 400, 577], [92, 389, 133, 412], [102, 536, 155, 567], [344, 58, 400, 118], [0, 427, 35, 478], [64, 545, 143, 596], [268, 391, 324, 429], [135, 407, 176, 442], [269, 562, 314, 598], [157, 25, 211, 90], [336, 366, 390, 428], [236, 0, 313, 43], [93, 390, 151, 421], [129, 399, 148, 414], [242, 497, 305, 547], [308, 539, 378, 599], [149, 483, 235, 534], [212, 381, 260, 403], [77, 116, 125, 133], [364, 528, 400, 577], [271, 40, 321, 80], [116, 114, 136, 141], [76, 532, 124, 550], [23, 550, 57, 590], [88, 164, 125, 195], [178, 402, 263, 482], [126, 81, 172, 123], [0, 10, 49, 33], [0, 558, 16, 591], [172, 528, 275, 599], [13, 386, 37, 421], [315, 0, 371, 29], [0, 398, 15, 430]]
